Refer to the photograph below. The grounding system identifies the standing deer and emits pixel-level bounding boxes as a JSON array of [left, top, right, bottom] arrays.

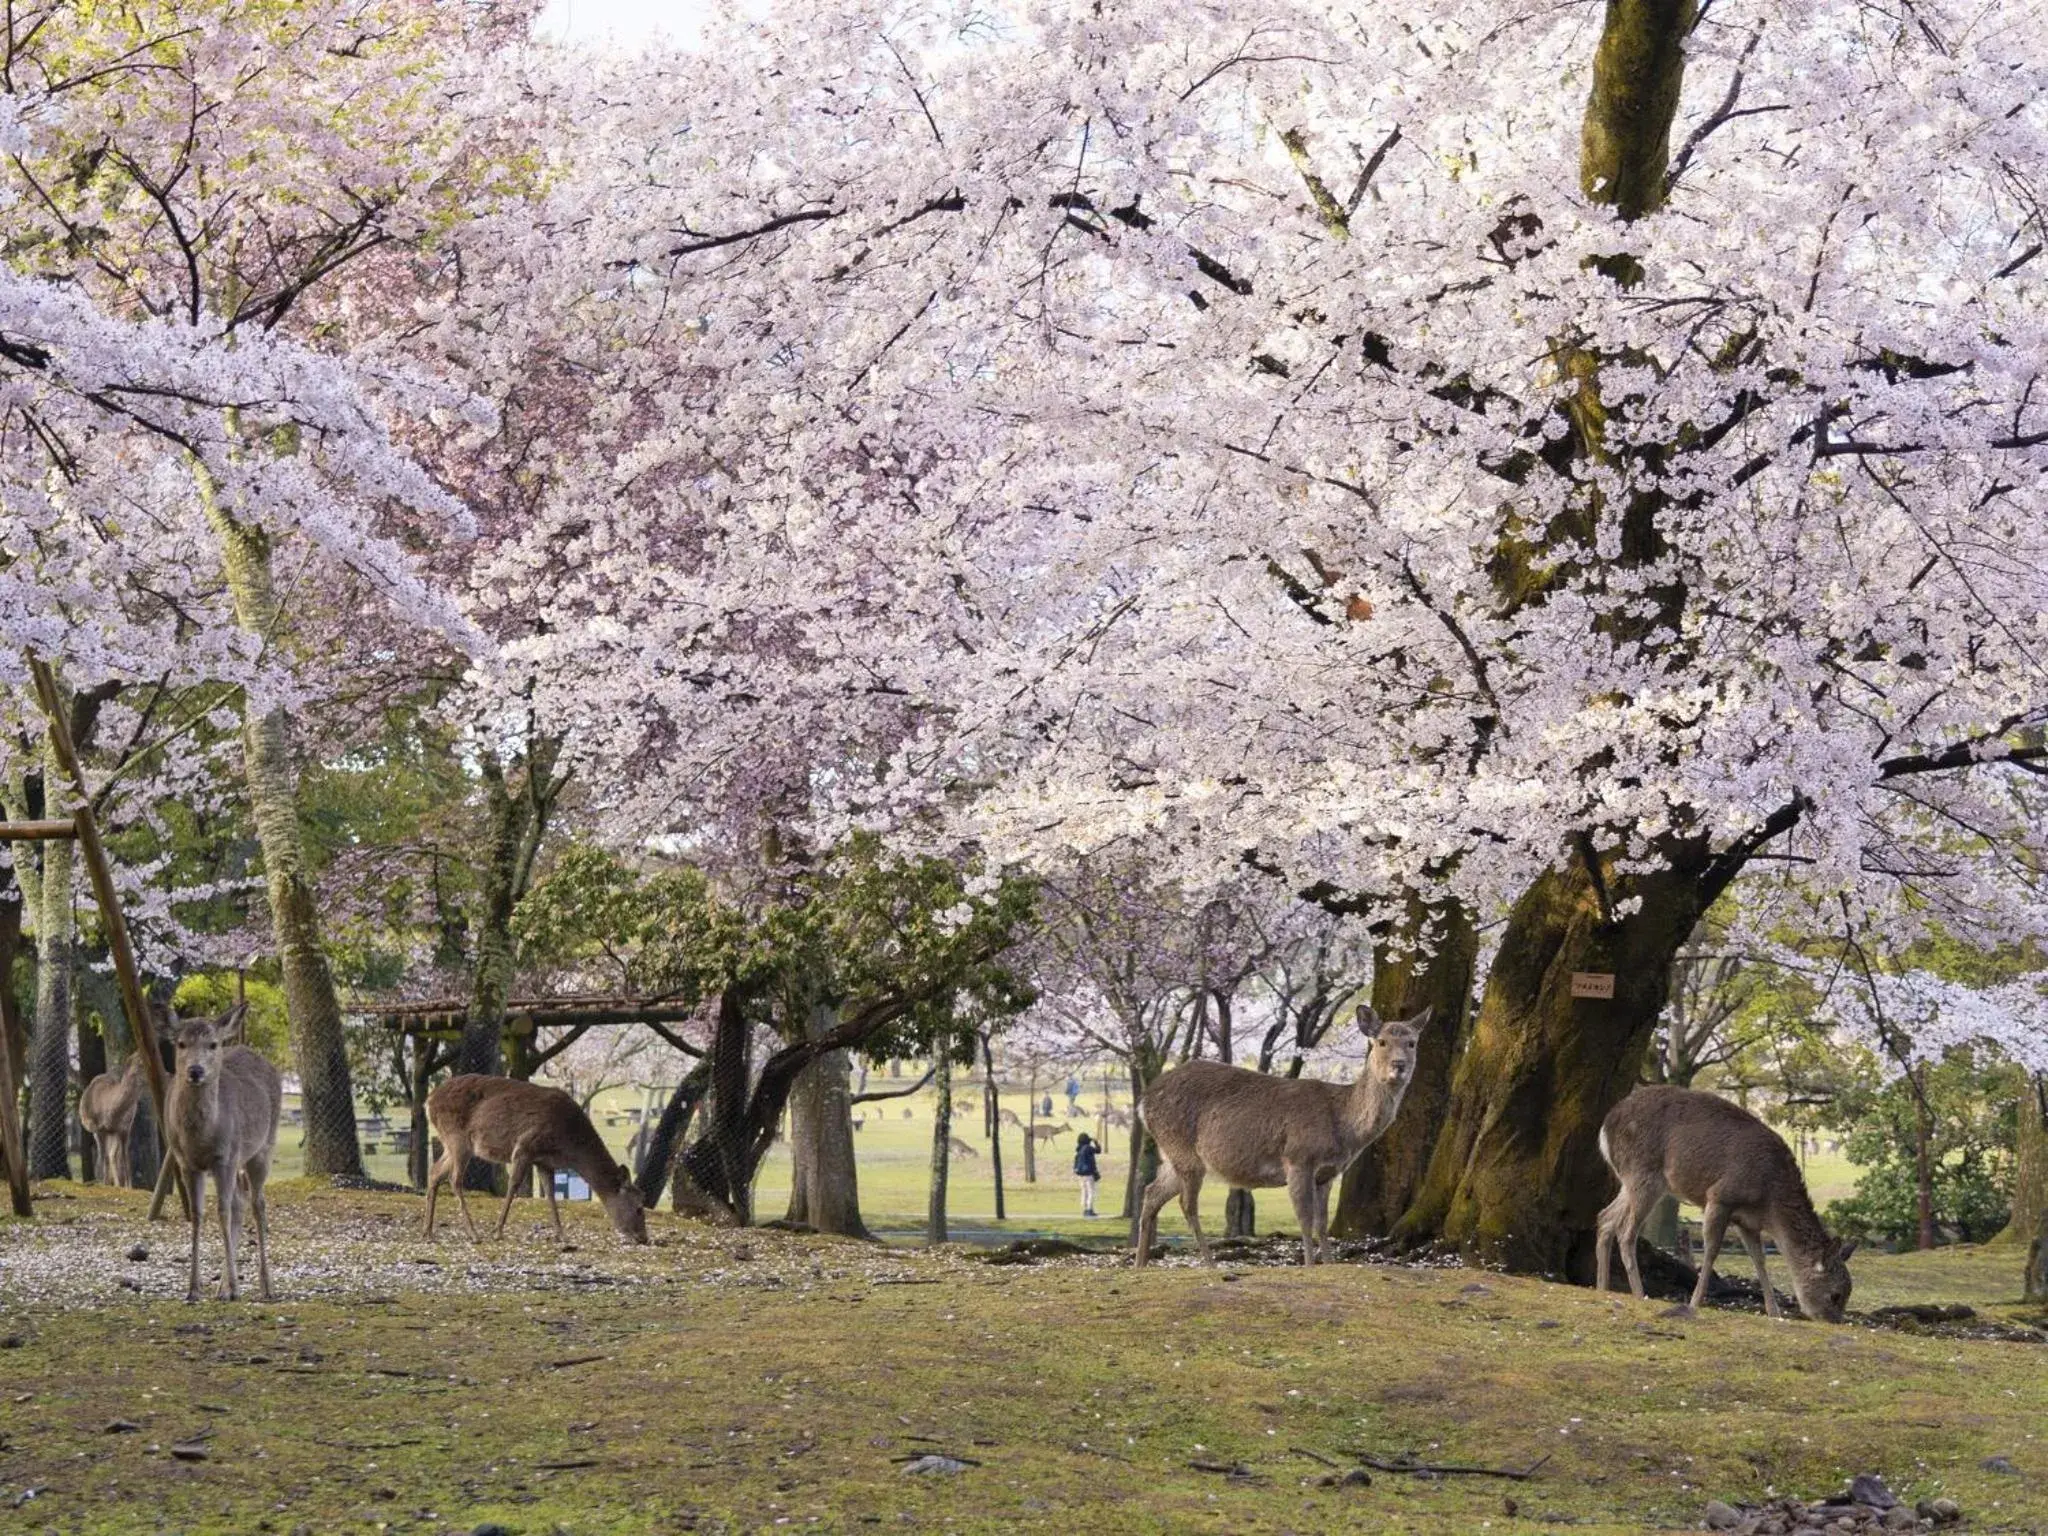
[[1595, 1086, 1855, 1321], [79, 1057, 145, 1187], [423, 1074, 649, 1247], [1137, 1006, 1426, 1267], [165, 1005, 281, 1302], [1026, 1121, 1073, 1144]]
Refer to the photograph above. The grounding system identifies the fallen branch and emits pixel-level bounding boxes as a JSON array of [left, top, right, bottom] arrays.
[[1290, 1445, 1340, 1468], [545, 1355, 609, 1370], [1348, 1449, 1551, 1481]]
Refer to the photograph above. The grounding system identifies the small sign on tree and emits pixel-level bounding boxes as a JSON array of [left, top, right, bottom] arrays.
[[1570, 972, 1616, 1000]]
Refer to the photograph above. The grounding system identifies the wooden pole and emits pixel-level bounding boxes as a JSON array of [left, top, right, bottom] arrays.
[[26, 655, 186, 1222], [0, 819, 80, 841], [0, 1002, 30, 1217]]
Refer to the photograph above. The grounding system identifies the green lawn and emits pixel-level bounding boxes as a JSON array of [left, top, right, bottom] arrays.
[[4, 1181, 2045, 1535]]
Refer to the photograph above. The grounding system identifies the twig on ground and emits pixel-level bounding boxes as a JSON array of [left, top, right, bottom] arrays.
[[1348, 1449, 1552, 1481], [1290, 1445, 1340, 1468]]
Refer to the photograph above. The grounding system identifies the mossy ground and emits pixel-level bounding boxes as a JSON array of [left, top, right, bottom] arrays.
[[4, 1183, 2046, 1535]]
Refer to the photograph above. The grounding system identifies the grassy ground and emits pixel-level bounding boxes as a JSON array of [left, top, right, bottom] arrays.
[[4, 1181, 2046, 1535]]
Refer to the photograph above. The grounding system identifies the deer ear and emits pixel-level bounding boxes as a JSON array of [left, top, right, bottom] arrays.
[[1355, 1003, 1382, 1033], [218, 1002, 250, 1042], [1391, 1007, 1431, 1036], [1837, 1238, 1858, 1263]]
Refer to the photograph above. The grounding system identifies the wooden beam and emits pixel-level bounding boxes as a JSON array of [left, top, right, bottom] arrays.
[[0, 819, 78, 841], [26, 654, 185, 1222]]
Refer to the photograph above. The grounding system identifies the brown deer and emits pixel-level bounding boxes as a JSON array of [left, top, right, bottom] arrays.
[[947, 1134, 980, 1159], [423, 1074, 649, 1247], [164, 1005, 281, 1302], [1136, 1006, 1426, 1267], [79, 1057, 145, 1187], [999, 1106, 1025, 1130], [1026, 1121, 1073, 1144], [1595, 1085, 1855, 1321]]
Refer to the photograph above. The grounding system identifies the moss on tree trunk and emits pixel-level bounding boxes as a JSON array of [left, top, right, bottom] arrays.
[[927, 1045, 952, 1245], [1391, 850, 1727, 1276], [27, 767, 74, 1180], [1334, 899, 1477, 1239], [786, 1006, 871, 1239], [2003, 1076, 2046, 1300], [204, 489, 363, 1178]]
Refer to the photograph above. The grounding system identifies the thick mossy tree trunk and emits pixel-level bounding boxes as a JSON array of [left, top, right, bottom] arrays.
[[927, 1044, 952, 1245], [1122, 1045, 1163, 1236], [1391, 849, 1729, 1277], [2001, 1076, 2046, 1299], [27, 780, 75, 1180], [1334, 899, 1478, 1239], [205, 497, 363, 1178], [785, 1005, 871, 1238]]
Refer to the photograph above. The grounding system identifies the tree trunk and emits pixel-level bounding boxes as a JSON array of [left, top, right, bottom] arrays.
[[75, 986, 106, 1181], [785, 1005, 871, 1238], [1334, 899, 1477, 1238], [28, 765, 75, 1180], [2001, 1076, 2047, 1259], [0, 881, 24, 1104], [1914, 1087, 1937, 1251], [1391, 850, 1726, 1276], [1023, 1071, 1037, 1182], [982, 1033, 1005, 1221], [1123, 1046, 1162, 1236], [676, 990, 755, 1222], [636, 1059, 710, 1207], [202, 495, 365, 1178], [927, 1043, 952, 1245]]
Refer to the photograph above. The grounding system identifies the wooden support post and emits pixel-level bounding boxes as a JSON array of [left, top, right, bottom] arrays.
[[0, 1001, 30, 1217], [0, 819, 81, 841], [26, 654, 188, 1222]]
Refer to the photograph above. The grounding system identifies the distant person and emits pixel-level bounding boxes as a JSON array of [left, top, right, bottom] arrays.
[[1065, 1075, 1081, 1112], [1042, 1092, 1054, 1116], [1073, 1133, 1102, 1218]]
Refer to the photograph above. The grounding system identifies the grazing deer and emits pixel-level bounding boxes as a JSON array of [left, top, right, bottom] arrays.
[[999, 1107, 1025, 1130], [1137, 1006, 1426, 1267], [947, 1135, 979, 1159], [79, 1057, 146, 1187], [165, 1005, 281, 1302], [423, 1074, 649, 1247], [1595, 1085, 1855, 1321], [1103, 1106, 1133, 1130], [1026, 1121, 1073, 1144]]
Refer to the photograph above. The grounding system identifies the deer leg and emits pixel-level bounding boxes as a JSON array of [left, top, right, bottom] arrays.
[[542, 1166, 566, 1245], [112, 1134, 130, 1189], [1136, 1165, 1181, 1267], [1737, 1225, 1780, 1319], [1691, 1200, 1731, 1311], [1285, 1164, 1319, 1266], [422, 1148, 446, 1238], [185, 1167, 207, 1303], [249, 1168, 274, 1302], [494, 1153, 532, 1239], [1594, 1190, 1624, 1295], [1176, 1164, 1210, 1264], [1313, 1172, 1336, 1263], [1614, 1178, 1659, 1301], [217, 1165, 242, 1301], [448, 1148, 484, 1244]]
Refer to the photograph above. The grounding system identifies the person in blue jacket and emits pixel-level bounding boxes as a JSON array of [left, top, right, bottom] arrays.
[[1073, 1133, 1102, 1217]]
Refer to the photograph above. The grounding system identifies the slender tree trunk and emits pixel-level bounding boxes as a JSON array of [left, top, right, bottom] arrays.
[[0, 881, 24, 1103], [927, 1044, 952, 1245], [676, 990, 755, 1222], [785, 1005, 871, 1237], [1224, 1188, 1255, 1238], [1123, 1046, 1162, 1234], [75, 987, 106, 1181], [1335, 898, 1477, 1238], [1391, 850, 1727, 1276], [1914, 1087, 1937, 1250], [982, 1033, 1005, 1221], [28, 761, 75, 1180], [203, 496, 365, 1178]]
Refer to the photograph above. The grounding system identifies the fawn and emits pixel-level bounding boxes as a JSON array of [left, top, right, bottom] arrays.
[[165, 1005, 281, 1302], [1137, 1006, 1426, 1267], [423, 1074, 649, 1246], [1595, 1085, 1855, 1321]]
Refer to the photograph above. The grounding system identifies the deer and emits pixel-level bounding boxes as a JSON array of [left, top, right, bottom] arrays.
[[164, 1005, 281, 1302], [79, 1056, 146, 1187], [947, 1134, 980, 1159], [1026, 1121, 1073, 1144], [999, 1106, 1025, 1130], [1594, 1085, 1855, 1322], [423, 1074, 649, 1247], [1136, 1006, 1427, 1268]]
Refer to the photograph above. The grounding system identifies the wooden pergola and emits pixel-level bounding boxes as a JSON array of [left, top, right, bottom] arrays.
[[363, 993, 706, 1187]]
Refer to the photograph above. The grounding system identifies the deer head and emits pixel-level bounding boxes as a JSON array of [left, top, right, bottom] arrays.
[[1354, 1004, 1430, 1091], [602, 1163, 651, 1244], [172, 1003, 250, 1087]]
